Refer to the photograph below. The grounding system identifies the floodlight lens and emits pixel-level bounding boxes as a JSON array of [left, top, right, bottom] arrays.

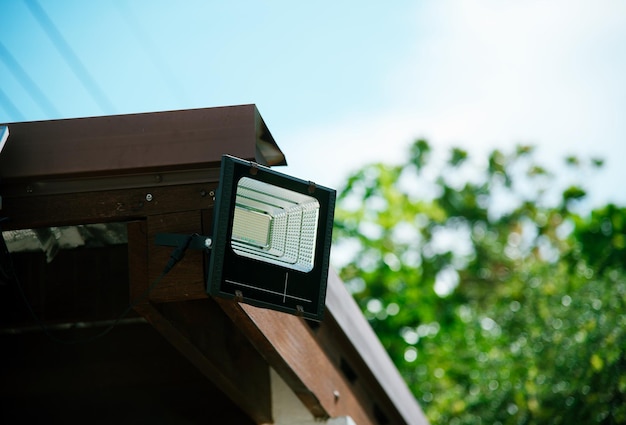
[[232, 177, 320, 272]]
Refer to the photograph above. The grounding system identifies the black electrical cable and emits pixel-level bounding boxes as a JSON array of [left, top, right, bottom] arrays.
[[1, 229, 194, 345]]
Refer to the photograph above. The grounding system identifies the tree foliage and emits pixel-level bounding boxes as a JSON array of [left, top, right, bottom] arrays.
[[333, 140, 626, 424]]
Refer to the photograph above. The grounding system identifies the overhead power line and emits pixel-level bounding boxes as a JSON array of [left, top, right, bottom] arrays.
[[115, 1, 189, 106], [0, 41, 60, 118], [24, 0, 116, 115], [0, 87, 25, 122]]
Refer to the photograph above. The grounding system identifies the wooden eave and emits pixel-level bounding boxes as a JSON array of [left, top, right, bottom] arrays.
[[0, 106, 427, 425], [0, 104, 285, 180]]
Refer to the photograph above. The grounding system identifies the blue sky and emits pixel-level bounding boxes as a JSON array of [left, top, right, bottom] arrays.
[[1, 0, 626, 208]]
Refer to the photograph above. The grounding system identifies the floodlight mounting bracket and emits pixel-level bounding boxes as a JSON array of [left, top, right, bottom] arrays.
[[155, 233, 213, 252]]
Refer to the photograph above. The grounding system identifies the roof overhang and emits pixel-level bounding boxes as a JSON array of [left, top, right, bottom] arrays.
[[0, 104, 285, 201], [0, 105, 427, 425]]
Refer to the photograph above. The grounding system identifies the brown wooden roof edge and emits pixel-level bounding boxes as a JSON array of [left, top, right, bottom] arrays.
[[0, 104, 286, 182], [325, 268, 429, 425], [216, 266, 429, 425]]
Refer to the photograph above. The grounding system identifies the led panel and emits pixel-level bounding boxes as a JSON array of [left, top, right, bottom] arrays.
[[232, 177, 320, 272], [207, 155, 336, 320]]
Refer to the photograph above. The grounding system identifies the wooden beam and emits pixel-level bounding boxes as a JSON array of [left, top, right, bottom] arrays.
[[0, 182, 217, 231], [144, 210, 210, 303], [139, 300, 272, 424], [0, 104, 285, 181], [128, 220, 272, 424], [216, 298, 375, 425], [324, 270, 429, 425]]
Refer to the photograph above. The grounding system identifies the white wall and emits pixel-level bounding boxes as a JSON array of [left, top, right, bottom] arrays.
[[268, 368, 356, 425]]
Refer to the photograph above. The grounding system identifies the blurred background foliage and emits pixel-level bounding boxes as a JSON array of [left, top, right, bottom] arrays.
[[333, 140, 625, 424]]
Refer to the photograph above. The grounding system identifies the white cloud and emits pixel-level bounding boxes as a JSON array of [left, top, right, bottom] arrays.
[[282, 1, 626, 207]]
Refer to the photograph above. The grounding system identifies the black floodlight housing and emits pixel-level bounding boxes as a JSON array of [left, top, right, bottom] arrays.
[[208, 155, 336, 320]]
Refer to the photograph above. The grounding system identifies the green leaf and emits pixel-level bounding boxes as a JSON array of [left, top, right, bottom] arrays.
[[449, 147, 468, 167], [410, 139, 431, 171]]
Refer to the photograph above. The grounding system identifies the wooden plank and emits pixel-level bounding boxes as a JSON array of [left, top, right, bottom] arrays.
[[144, 300, 272, 424], [311, 307, 407, 425], [145, 211, 208, 303], [127, 221, 272, 424], [216, 298, 375, 425], [0, 104, 285, 181], [215, 271, 428, 425], [325, 270, 429, 425], [0, 182, 217, 231]]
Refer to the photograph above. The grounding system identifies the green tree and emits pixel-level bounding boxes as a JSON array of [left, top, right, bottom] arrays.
[[333, 140, 626, 424]]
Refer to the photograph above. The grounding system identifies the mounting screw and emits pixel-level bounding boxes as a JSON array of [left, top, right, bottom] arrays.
[[235, 290, 244, 302], [145, 193, 153, 202], [333, 390, 340, 402], [209, 190, 215, 198]]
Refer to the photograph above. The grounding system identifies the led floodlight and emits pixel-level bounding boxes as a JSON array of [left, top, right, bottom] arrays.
[[208, 155, 336, 320]]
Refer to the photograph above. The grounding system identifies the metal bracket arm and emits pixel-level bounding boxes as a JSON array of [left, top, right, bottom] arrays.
[[155, 233, 212, 252]]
